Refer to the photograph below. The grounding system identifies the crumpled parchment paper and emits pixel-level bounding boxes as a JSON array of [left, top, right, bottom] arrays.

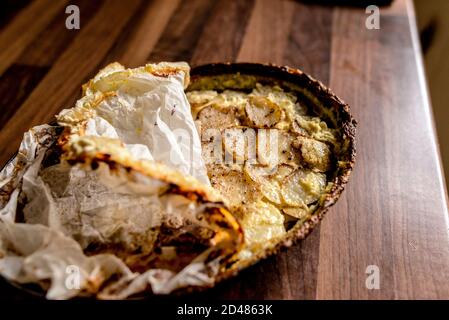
[[0, 62, 240, 299]]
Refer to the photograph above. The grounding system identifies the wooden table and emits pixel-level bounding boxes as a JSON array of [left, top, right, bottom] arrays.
[[1, 0, 448, 300]]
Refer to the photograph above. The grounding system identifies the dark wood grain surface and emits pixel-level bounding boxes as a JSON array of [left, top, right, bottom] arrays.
[[0, 0, 448, 300]]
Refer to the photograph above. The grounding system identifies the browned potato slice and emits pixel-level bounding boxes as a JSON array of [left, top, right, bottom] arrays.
[[245, 96, 283, 127], [197, 106, 240, 132], [281, 169, 326, 206], [209, 165, 261, 209]]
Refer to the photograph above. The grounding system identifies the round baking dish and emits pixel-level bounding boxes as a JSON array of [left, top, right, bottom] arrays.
[[0, 63, 356, 298]]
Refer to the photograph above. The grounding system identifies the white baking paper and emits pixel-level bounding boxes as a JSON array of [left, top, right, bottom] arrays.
[[0, 62, 234, 299]]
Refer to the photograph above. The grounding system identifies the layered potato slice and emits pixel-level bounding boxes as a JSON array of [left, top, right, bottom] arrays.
[[187, 83, 338, 254]]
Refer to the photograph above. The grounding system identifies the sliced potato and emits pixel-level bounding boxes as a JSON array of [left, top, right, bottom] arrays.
[[244, 162, 271, 180], [197, 106, 240, 132], [256, 129, 281, 166], [261, 183, 282, 205], [186, 85, 338, 257], [209, 165, 260, 209], [201, 135, 223, 165], [255, 129, 302, 168], [296, 137, 331, 172], [240, 201, 285, 246], [244, 163, 282, 204], [281, 169, 326, 206], [271, 164, 295, 182], [222, 127, 257, 164], [245, 96, 283, 128], [277, 131, 302, 166]]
